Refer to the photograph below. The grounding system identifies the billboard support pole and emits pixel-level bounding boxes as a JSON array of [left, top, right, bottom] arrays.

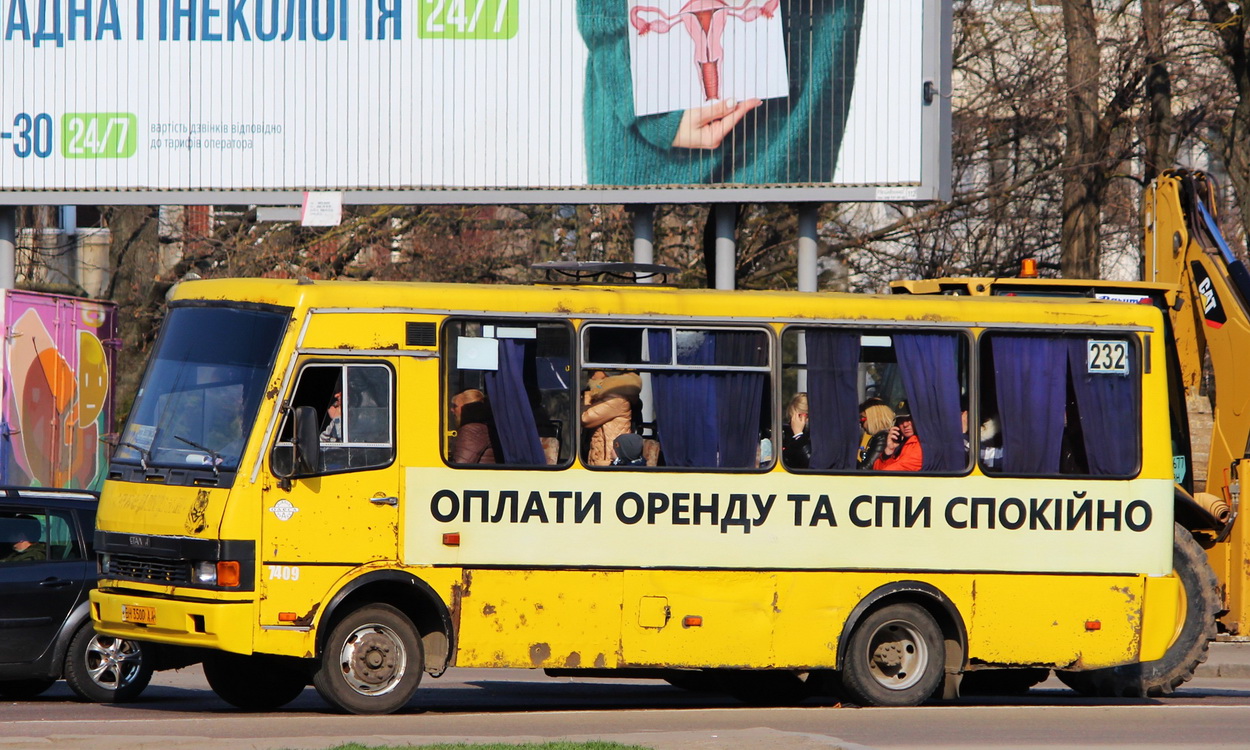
[[714, 204, 737, 291], [631, 205, 655, 282], [0, 207, 15, 290], [796, 203, 820, 393], [797, 204, 819, 293]]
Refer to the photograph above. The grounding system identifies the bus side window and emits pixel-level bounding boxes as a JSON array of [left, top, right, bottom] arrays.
[[781, 327, 968, 474], [443, 319, 574, 469], [271, 362, 395, 476], [980, 334, 1140, 477], [582, 325, 771, 470]]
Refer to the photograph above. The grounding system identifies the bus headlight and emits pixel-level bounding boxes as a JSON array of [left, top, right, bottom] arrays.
[[194, 561, 241, 588], [193, 561, 217, 585]]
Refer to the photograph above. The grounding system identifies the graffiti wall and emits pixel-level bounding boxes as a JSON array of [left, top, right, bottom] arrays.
[[2, 291, 117, 491]]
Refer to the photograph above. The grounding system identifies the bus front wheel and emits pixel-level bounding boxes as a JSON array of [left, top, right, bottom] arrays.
[[203, 652, 308, 711], [1057, 522, 1220, 697], [313, 603, 423, 715], [839, 602, 944, 707]]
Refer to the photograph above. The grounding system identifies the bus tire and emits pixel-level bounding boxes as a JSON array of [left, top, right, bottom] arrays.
[[64, 621, 153, 703], [1057, 523, 1219, 697], [203, 653, 308, 711], [312, 603, 423, 715], [839, 602, 944, 707]]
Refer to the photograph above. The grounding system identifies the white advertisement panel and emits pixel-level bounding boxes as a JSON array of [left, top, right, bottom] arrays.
[[404, 470, 1174, 576], [0, 0, 951, 204]]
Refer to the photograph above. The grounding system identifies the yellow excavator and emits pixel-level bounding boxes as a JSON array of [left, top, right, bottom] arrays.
[[892, 169, 1249, 697]]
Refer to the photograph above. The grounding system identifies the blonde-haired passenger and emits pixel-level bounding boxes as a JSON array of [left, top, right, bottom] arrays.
[[783, 392, 811, 468], [857, 398, 896, 469]]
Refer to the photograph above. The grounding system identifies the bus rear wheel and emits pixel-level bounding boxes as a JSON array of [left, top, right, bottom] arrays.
[[1057, 523, 1220, 697], [839, 602, 944, 707], [312, 603, 423, 715], [203, 653, 308, 711]]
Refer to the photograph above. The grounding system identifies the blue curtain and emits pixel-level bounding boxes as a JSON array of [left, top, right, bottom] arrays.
[[806, 329, 861, 470], [895, 333, 965, 472], [647, 330, 766, 468], [713, 331, 768, 467], [991, 336, 1066, 474], [1067, 340, 1140, 475], [484, 338, 546, 465], [647, 330, 718, 466]]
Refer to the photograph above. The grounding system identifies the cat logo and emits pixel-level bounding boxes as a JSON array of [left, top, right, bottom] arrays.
[[1193, 262, 1227, 328]]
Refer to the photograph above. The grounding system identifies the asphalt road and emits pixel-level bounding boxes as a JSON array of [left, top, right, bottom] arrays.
[[6, 666, 1250, 750]]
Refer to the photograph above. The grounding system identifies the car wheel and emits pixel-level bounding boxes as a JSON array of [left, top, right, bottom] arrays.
[[0, 678, 57, 699], [64, 621, 153, 703]]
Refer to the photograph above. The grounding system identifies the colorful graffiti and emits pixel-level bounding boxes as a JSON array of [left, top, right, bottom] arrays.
[[3, 292, 116, 490]]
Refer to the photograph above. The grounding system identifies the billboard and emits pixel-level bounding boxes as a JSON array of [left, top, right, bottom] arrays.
[[0, 0, 951, 204]]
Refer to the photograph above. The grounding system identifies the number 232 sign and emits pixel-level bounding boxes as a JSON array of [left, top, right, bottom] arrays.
[[1087, 340, 1130, 375]]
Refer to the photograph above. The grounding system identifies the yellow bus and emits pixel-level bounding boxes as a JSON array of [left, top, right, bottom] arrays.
[[91, 274, 1181, 714]]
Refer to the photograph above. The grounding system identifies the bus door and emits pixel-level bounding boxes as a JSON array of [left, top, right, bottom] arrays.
[[263, 360, 400, 565]]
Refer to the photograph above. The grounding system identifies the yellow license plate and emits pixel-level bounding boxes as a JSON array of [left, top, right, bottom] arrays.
[[121, 604, 156, 625]]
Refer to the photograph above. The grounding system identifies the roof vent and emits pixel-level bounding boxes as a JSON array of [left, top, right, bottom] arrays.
[[530, 261, 680, 286]]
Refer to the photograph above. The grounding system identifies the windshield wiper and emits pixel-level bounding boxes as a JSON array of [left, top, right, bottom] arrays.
[[174, 435, 221, 477], [116, 440, 152, 472]]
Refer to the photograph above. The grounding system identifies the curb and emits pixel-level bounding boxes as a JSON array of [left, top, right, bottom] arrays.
[[1196, 662, 1250, 679]]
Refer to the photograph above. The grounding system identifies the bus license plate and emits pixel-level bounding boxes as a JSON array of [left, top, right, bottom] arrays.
[[121, 605, 156, 625]]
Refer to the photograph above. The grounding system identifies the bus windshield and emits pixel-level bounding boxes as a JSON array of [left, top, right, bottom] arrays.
[[112, 305, 289, 484]]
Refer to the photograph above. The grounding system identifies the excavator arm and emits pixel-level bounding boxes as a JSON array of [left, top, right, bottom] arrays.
[[1145, 169, 1250, 633], [1146, 171, 1250, 495]]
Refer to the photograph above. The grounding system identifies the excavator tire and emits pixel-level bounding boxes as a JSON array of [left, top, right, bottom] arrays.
[[1057, 523, 1220, 697]]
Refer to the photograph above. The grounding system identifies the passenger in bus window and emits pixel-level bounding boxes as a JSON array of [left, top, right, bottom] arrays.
[[961, 403, 1003, 471], [450, 389, 499, 465], [857, 398, 894, 469], [782, 392, 811, 469], [320, 392, 342, 443], [611, 433, 647, 467], [582, 371, 642, 466], [874, 402, 923, 472]]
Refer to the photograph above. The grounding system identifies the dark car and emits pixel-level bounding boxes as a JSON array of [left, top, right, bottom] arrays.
[[0, 487, 152, 702]]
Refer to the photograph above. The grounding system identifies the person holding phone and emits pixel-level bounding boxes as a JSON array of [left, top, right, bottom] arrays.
[[782, 392, 811, 468], [856, 397, 894, 469], [873, 401, 923, 472]]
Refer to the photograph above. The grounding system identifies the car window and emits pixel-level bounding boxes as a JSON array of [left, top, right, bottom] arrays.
[[0, 507, 82, 564]]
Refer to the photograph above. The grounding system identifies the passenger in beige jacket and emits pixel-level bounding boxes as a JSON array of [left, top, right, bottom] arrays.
[[581, 371, 642, 466]]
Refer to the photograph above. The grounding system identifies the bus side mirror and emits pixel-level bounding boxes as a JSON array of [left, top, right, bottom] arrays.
[[292, 405, 322, 476]]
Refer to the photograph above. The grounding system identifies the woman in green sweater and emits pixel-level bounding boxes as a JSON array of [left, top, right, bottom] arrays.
[[577, 0, 864, 186]]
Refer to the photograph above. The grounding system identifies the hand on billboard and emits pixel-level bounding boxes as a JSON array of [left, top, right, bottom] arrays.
[[671, 98, 762, 150]]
